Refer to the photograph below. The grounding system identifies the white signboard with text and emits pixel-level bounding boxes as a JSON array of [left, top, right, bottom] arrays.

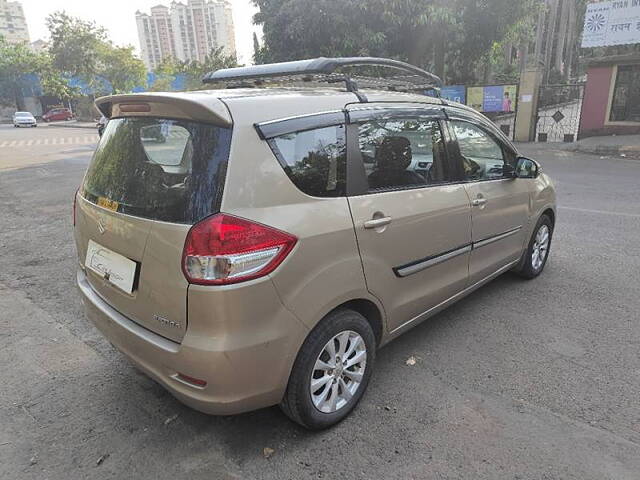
[[582, 1, 640, 48]]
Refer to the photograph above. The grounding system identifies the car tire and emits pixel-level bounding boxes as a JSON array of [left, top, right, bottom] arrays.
[[280, 309, 376, 430], [514, 214, 553, 279]]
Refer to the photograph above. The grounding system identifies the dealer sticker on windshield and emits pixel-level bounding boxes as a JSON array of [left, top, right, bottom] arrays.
[[85, 240, 136, 294]]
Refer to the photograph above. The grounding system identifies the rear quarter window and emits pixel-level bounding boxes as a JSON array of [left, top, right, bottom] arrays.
[[269, 125, 346, 198]]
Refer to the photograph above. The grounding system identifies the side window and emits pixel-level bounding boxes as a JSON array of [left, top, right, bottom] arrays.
[[270, 125, 346, 197], [358, 118, 448, 192], [450, 120, 512, 181]]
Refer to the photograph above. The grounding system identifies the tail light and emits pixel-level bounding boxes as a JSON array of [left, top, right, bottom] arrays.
[[73, 189, 78, 226], [182, 213, 297, 285]]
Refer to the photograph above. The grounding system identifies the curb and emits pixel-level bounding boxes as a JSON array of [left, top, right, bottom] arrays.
[[45, 121, 96, 130], [569, 145, 640, 159]]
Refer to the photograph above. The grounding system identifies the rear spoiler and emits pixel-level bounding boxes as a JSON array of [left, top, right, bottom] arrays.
[[95, 92, 232, 127]]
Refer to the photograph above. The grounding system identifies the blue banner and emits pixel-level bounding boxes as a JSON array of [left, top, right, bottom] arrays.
[[482, 86, 504, 112], [441, 85, 466, 104]]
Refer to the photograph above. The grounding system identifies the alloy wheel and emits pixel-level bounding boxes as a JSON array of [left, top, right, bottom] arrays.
[[531, 224, 550, 271], [310, 330, 367, 414]]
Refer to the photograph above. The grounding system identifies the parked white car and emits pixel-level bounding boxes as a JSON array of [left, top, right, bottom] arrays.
[[13, 112, 37, 128]]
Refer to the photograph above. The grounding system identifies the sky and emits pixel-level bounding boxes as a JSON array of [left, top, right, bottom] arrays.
[[19, 0, 261, 65]]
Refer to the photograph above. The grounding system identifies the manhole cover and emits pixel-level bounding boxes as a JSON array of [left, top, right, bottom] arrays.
[[552, 110, 565, 123]]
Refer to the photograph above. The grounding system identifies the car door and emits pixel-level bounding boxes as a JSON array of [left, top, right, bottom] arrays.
[[445, 115, 531, 284], [346, 106, 472, 333]]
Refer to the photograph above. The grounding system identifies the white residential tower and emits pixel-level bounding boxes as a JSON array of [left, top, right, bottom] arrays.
[[0, 0, 30, 44], [135, 0, 236, 70]]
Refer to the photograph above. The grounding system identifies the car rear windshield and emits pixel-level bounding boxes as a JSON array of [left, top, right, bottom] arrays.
[[81, 117, 232, 223]]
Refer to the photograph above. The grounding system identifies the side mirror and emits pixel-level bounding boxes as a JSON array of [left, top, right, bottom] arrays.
[[514, 157, 539, 179]]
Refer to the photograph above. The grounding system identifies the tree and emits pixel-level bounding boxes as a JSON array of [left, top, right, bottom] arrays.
[[46, 12, 107, 82], [47, 12, 147, 95], [97, 44, 146, 94], [151, 47, 238, 91], [148, 57, 179, 92], [0, 36, 76, 109], [253, 0, 540, 84], [253, 32, 262, 64], [0, 36, 42, 109]]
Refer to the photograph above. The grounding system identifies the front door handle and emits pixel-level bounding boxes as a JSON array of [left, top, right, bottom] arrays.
[[472, 198, 488, 207], [364, 217, 392, 229]]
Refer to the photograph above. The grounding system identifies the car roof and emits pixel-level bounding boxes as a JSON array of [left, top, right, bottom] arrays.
[[15, 111, 33, 115], [210, 87, 451, 124], [97, 87, 492, 135]]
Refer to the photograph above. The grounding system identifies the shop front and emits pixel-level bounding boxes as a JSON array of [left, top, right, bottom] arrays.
[[579, 54, 640, 139]]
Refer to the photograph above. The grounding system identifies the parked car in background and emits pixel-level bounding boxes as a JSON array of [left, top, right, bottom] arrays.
[[74, 57, 556, 430], [42, 107, 74, 122], [13, 112, 37, 127]]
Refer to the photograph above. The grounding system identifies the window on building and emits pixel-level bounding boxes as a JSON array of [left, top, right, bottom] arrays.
[[610, 64, 640, 123]]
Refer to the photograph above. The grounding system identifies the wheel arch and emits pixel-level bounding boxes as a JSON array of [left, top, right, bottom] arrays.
[[541, 207, 555, 227], [335, 298, 384, 346]]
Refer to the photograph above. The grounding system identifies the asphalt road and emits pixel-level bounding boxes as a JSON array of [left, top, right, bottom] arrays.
[[1, 123, 639, 479]]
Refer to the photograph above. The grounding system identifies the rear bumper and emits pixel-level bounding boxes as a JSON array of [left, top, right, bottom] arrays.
[[77, 269, 307, 415]]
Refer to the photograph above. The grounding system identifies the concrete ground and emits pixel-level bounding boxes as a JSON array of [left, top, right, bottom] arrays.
[[566, 134, 640, 159], [1, 123, 639, 479]]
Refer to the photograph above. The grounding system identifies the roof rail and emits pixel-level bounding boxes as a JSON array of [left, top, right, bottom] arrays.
[[202, 57, 443, 95]]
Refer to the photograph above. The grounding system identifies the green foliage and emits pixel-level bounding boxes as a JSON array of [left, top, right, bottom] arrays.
[[97, 44, 146, 94], [46, 12, 107, 81], [45, 11, 146, 95], [0, 35, 77, 108], [253, 0, 541, 84], [0, 36, 42, 106], [150, 47, 238, 91]]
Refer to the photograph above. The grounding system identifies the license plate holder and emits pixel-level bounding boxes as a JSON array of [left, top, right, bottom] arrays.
[[85, 240, 137, 294]]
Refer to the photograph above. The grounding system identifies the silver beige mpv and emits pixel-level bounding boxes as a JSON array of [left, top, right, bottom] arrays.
[[74, 57, 556, 429]]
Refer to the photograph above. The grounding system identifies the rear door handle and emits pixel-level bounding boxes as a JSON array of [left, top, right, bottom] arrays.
[[472, 198, 488, 207], [364, 217, 392, 229]]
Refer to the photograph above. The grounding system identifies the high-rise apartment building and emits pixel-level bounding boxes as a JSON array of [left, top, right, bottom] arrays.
[[135, 0, 236, 71], [0, 0, 30, 44]]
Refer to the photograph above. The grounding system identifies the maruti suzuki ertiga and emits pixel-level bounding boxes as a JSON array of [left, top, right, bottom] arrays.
[[74, 57, 556, 429]]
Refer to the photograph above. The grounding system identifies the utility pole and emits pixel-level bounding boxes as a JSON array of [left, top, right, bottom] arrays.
[[555, 0, 570, 75], [563, 0, 578, 82], [543, 0, 560, 84]]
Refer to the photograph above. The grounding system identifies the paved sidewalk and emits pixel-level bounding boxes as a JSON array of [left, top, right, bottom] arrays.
[[566, 134, 640, 159]]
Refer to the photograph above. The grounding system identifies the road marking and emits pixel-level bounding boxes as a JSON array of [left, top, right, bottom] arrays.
[[560, 206, 640, 219], [0, 135, 98, 148]]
